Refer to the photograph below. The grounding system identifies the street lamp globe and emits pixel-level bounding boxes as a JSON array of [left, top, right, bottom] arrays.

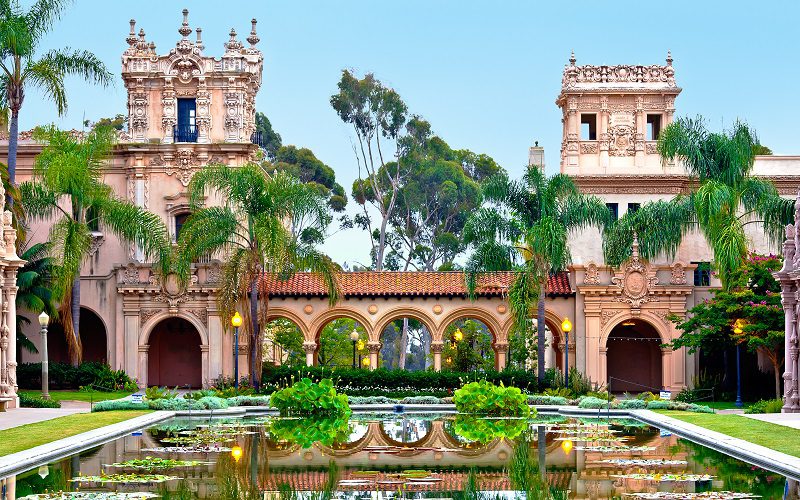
[[453, 328, 463, 342], [231, 311, 243, 328], [38, 311, 49, 327], [349, 330, 360, 342], [561, 317, 572, 333]]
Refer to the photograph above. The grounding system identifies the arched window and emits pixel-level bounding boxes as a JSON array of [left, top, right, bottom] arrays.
[[174, 212, 190, 242]]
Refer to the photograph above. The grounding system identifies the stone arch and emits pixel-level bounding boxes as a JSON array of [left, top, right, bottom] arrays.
[[264, 309, 308, 367], [308, 308, 373, 344], [603, 315, 665, 393], [266, 307, 311, 338], [146, 316, 203, 388], [139, 312, 209, 388], [45, 306, 109, 365], [373, 307, 437, 344], [601, 313, 668, 347], [437, 307, 503, 344]]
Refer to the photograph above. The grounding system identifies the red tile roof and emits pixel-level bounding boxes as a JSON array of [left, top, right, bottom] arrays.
[[259, 271, 572, 298]]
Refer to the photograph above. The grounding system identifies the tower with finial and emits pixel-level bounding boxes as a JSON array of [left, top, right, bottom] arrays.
[[556, 50, 681, 175], [121, 9, 263, 145]]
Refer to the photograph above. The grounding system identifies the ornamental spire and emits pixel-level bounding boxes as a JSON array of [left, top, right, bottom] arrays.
[[631, 232, 640, 260], [569, 50, 576, 66], [247, 18, 260, 48], [178, 8, 192, 39], [126, 19, 137, 48], [666, 50, 673, 66]]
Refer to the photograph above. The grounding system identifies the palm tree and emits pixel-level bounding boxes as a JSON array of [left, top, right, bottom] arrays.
[[464, 166, 610, 382], [603, 117, 794, 290], [177, 164, 339, 388], [20, 125, 170, 365], [0, 0, 112, 185], [16, 240, 57, 353]]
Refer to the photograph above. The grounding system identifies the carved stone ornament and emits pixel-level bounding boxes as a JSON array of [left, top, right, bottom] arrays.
[[608, 125, 636, 157], [140, 308, 160, 325], [189, 308, 208, 326], [166, 149, 200, 187], [368, 304, 378, 315], [670, 263, 687, 285], [600, 309, 622, 326], [580, 142, 598, 154], [206, 263, 223, 284], [650, 309, 673, 326], [584, 263, 601, 285], [611, 234, 659, 308], [88, 232, 105, 257], [121, 263, 140, 284], [149, 155, 166, 166], [432, 304, 443, 315]]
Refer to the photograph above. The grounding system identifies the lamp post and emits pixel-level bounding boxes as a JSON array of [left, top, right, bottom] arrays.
[[231, 312, 243, 389], [561, 317, 572, 388], [38, 312, 50, 400], [350, 330, 359, 369], [733, 320, 744, 408]]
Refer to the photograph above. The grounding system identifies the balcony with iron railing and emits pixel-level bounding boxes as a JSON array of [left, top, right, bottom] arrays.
[[173, 124, 198, 143]]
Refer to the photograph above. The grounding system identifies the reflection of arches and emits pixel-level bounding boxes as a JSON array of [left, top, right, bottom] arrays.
[[47, 307, 108, 364], [147, 317, 202, 388], [379, 419, 433, 447], [606, 318, 663, 393]]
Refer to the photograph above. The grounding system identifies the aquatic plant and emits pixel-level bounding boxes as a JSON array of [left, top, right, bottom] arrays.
[[453, 380, 530, 416], [452, 415, 528, 443], [106, 457, 208, 471], [270, 378, 350, 417], [269, 415, 351, 448]]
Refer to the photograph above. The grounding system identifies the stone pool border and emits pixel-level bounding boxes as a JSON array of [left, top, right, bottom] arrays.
[[1, 405, 799, 481]]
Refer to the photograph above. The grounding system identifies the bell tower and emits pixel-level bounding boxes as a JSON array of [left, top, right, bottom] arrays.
[[556, 51, 681, 175]]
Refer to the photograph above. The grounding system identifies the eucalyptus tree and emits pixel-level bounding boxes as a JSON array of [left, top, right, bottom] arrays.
[[21, 126, 170, 365], [177, 165, 339, 387], [603, 117, 793, 290], [0, 0, 112, 185], [464, 166, 610, 381]]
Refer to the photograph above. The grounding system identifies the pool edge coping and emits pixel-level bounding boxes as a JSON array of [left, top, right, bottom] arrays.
[[2, 405, 798, 481]]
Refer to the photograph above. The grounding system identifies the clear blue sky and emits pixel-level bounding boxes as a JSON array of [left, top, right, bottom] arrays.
[[26, 1, 800, 267]]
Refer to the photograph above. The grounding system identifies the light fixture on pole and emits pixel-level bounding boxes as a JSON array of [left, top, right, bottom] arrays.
[[733, 319, 744, 408], [38, 311, 50, 400], [453, 328, 463, 342], [350, 329, 360, 369], [231, 312, 243, 389], [561, 317, 572, 388]]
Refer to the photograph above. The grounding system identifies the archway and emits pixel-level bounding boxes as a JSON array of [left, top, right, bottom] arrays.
[[606, 319, 663, 393], [46, 307, 108, 364], [148, 317, 202, 388], [441, 317, 494, 372], [379, 317, 431, 371], [315, 317, 369, 369], [263, 317, 304, 366]]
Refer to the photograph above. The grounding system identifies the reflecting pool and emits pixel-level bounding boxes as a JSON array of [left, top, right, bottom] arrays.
[[0, 413, 791, 499]]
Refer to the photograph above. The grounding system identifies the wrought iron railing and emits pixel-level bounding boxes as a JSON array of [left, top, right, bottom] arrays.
[[250, 131, 264, 149], [173, 124, 198, 143]]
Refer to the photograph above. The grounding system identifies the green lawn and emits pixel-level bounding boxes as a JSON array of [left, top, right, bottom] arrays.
[[699, 401, 754, 410], [656, 410, 800, 458], [0, 410, 150, 457], [19, 390, 132, 403]]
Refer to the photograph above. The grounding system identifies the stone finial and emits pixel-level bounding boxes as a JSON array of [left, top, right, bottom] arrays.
[[178, 8, 192, 39], [126, 19, 137, 47], [666, 50, 673, 66], [225, 28, 244, 52], [148, 41, 156, 54], [195, 27, 204, 50], [247, 18, 259, 48], [569, 50, 576, 66], [631, 232, 640, 259]]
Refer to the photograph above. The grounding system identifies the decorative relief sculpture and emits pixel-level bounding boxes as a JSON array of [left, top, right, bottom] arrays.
[[580, 142, 598, 154], [584, 263, 601, 285], [670, 263, 687, 285], [140, 309, 160, 325], [600, 309, 622, 326], [166, 149, 200, 186], [611, 234, 659, 308], [121, 263, 140, 285], [562, 51, 677, 89]]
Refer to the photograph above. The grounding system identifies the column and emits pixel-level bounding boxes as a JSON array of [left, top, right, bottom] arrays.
[[5, 267, 20, 407], [661, 347, 673, 392], [137, 344, 149, 388], [367, 342, 381, 371], [495, 343, 509, 371], [431, 342, 443, 372], [302, 341, 316, 367], [598, 347, 608, 388], [783, 283, 798, 412], [200, 345, 210, 388]]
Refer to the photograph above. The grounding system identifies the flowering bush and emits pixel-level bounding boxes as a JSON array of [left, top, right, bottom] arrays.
[[270, 377, 350, 417], [454, 380, 530, 416]]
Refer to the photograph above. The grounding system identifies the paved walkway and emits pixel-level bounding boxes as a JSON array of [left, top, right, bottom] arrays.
[[0, 401, 91, 431], [742, 411, 800, 429]]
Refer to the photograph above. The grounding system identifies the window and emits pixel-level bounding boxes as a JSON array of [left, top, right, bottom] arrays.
[[606, 202, 619, 221], [646, 114, 662, 141], [174, 212, 190, 242], [86, 206, 100, 232], [628, 202, 640, 214], [693, 261, 711, 287], [175, 98, 197, 142], [581, 114, 597, 140]]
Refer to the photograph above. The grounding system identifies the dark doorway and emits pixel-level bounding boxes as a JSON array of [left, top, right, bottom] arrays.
[[46, 307, 108, 364], [607, 320, 662, 393], [148, 317, 202, 388]]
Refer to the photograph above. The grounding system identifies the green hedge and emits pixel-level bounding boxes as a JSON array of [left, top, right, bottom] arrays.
[[19, 393, 61, 408], [261, 366, 544, 396], [17, 362, 137, 391]]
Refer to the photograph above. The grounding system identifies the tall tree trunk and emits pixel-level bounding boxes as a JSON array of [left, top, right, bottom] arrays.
[[8, 109, 18, 187], [70, 276, 82, 366], [772, 355, 783, 400], [399, 318, 408, 369], [537, 284, 546, 384], [249, 278, 259, 389]]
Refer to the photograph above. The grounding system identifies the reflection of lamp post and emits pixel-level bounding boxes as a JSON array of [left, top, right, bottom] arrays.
[[561, 317, 572, 388], [38, 312, 50, 400], [231, 444, 243, 462], [561, 439, 573, 455], [733, 320, 744, 408], [350, 330, 359, 369], [231, 312, 243, 389]]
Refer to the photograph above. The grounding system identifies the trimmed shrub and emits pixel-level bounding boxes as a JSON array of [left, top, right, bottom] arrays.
[[147, 398, 203, 411], [270, 378, 350, 416], [527, 395, 568, 406], [399, 396, 444, 404], [261, 365, 543, 397], [746, 398, 783, 414], [348, 395, 396, 405], [454, 380, 529, 416], [93, 400, 149, 412], [616, 399, 647, 410], [646, 400, 672, 410], [19, 393, 61, 408], [577, 396, 611, 409], [687, 403, 714, 414], [227, 395, 271, 407], [197, 396, 229, 409]]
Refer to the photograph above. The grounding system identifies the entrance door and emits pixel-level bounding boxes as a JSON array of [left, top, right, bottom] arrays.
[[148, 317, 202, 388]]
